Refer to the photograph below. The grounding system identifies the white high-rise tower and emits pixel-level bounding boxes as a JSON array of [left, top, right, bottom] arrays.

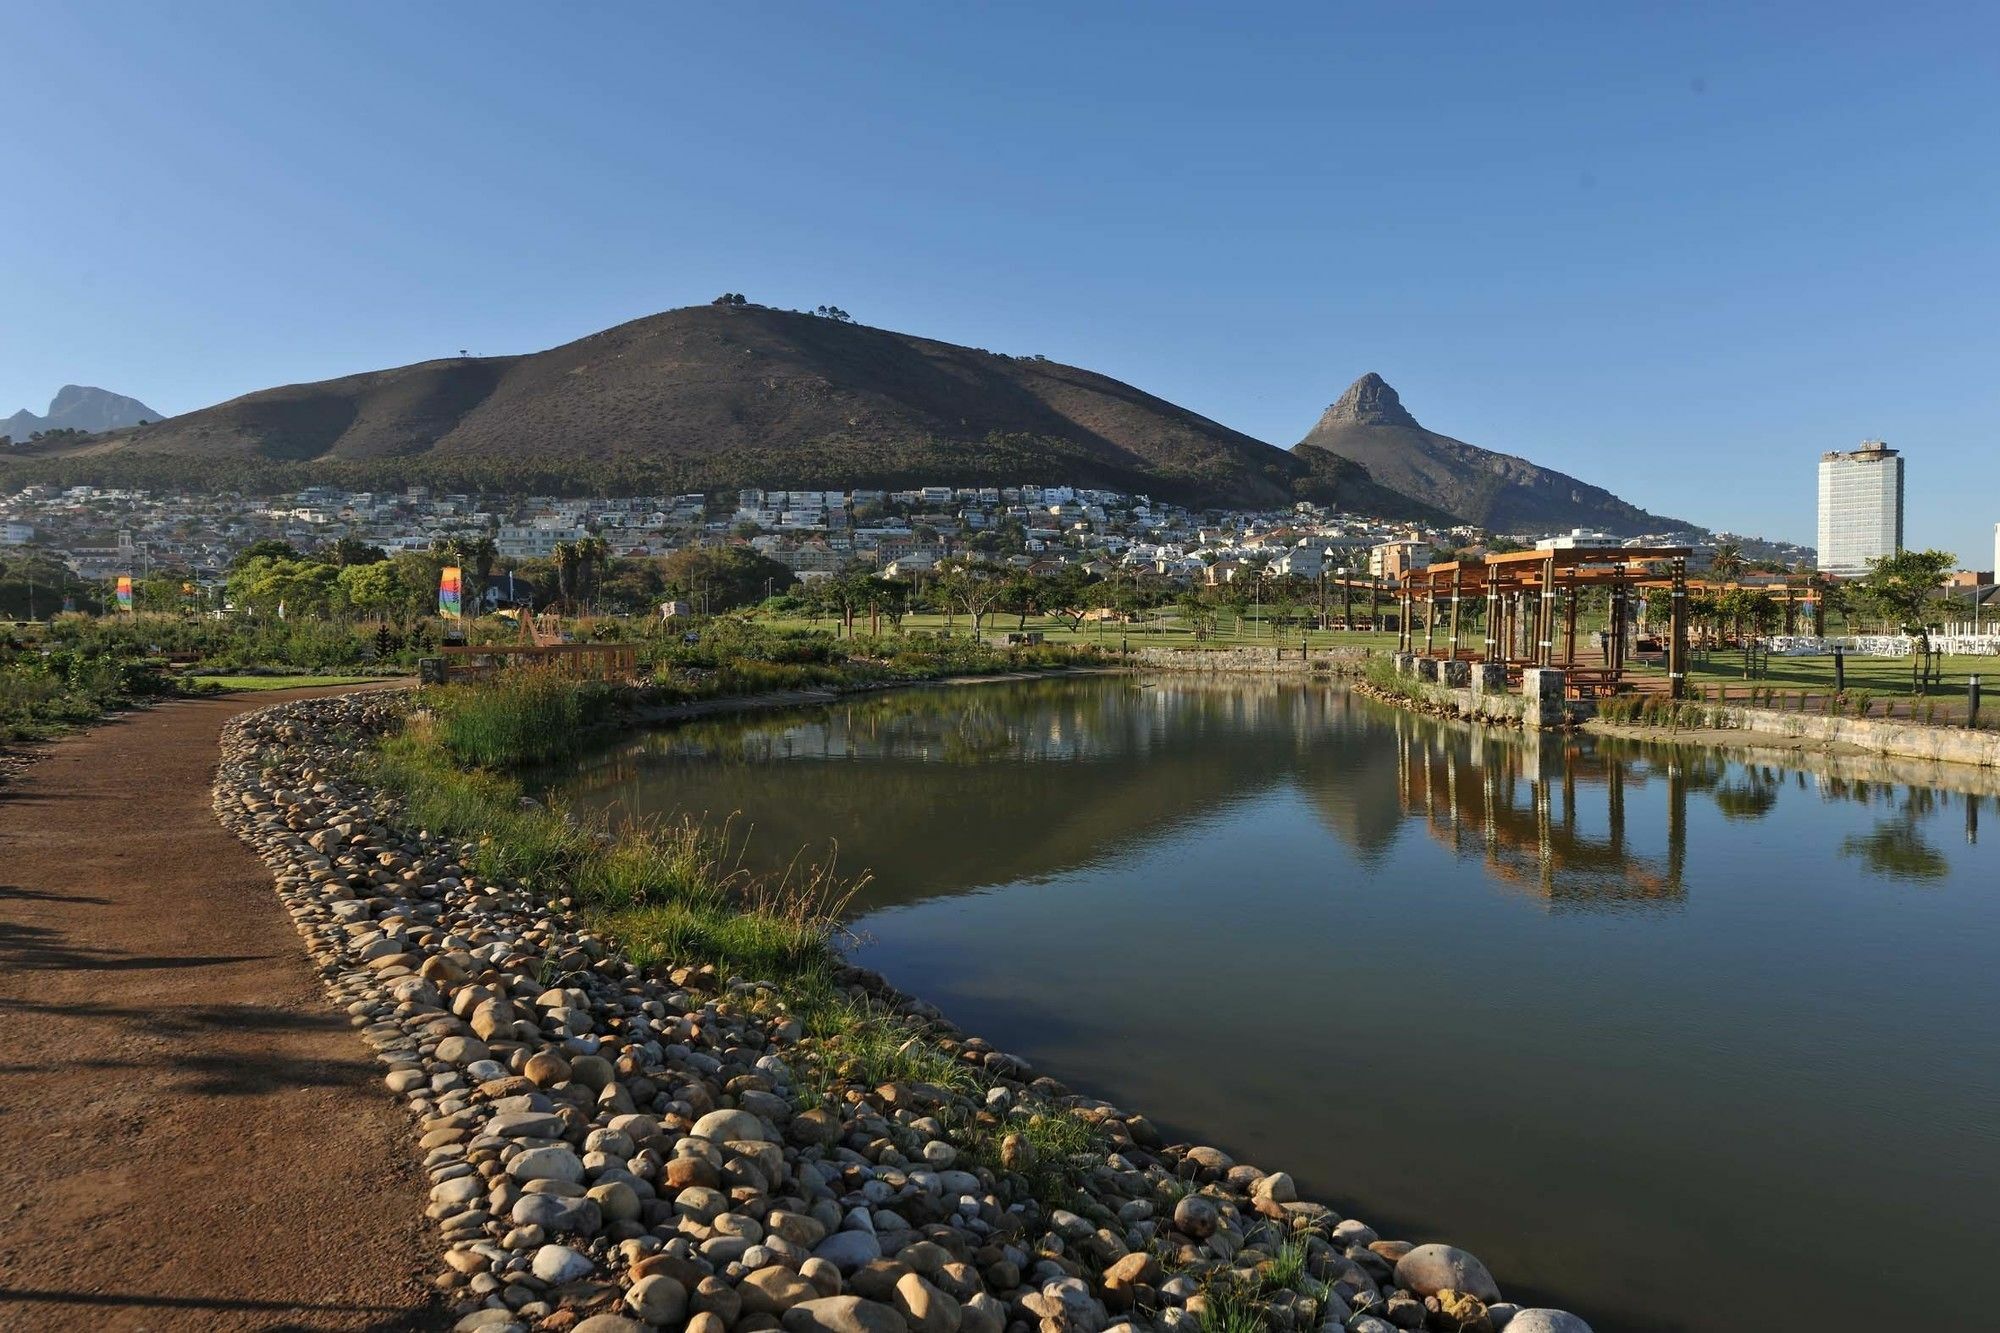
[[1817, 441, 1904, 576]]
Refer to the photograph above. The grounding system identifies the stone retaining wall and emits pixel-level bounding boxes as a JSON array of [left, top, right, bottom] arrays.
[[1127, 646, 1375, 675], [1701, 704, 2000, 768]]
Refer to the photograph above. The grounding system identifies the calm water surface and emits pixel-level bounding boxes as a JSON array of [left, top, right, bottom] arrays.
[[545, 677, 2000, 1333]]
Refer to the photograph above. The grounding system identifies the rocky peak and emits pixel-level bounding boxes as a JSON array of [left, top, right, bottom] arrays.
[[3, 384, 160, 439], [1316, 372, 1419, 430]]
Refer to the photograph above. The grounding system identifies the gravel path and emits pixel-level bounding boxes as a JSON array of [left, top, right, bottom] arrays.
[[0, 691, 439, 1331]]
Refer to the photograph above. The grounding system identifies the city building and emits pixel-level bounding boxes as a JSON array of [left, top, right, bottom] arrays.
[[1369, 538, 1432, 580], [1534, 528, 1619, 551], [1816, 440, 1903, 576]]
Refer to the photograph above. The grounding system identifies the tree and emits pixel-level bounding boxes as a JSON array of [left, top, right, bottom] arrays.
[[1000, 571, 1045, 631], [467, 535, 498, 612], [658, 546, 795, 613], [1176, 589, 1218, 640], [133, 575, 189, 613], [225, 555, 339, 620], [1708, 542, 1746, 583], [551, 541, 582, 610], [337, 560, 406, 620], [817, 565, 880, 635], [230, 538, 300, 571], [322, 536, 388, 567], [935, 558, 1005, 637], [388, 550, 450, 621], [577, 536, 612, 611], [1854, 549, 1958, 693], [1041, 567, 1100, 633], [873, 575, 913, 630]]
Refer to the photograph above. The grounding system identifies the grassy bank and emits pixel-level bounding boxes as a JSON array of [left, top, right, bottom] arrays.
[[368, 658, 1129, 1204], [373, 666, 848, 977]]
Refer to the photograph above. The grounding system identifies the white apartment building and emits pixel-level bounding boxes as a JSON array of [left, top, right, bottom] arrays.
[[1817, 441, 1904, 576], [1266, 546, 1325, 578], [1535, 528, 1619, 551]]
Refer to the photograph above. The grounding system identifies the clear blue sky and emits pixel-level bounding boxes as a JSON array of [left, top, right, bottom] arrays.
[[4, 1, 1995, 561]]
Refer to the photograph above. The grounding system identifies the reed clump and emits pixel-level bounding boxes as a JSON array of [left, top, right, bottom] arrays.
[[373, 688, 855, 979]]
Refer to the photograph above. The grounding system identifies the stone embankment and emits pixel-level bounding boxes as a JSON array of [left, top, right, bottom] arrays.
[[213, 692, 1594, 1333], [1127, 647, 1372, 676], [1617, 701, 2000, 769]]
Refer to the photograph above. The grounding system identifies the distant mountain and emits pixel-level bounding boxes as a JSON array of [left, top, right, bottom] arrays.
[[10, 305, 1442, 519], [3, 385, 161, 443], [1294, 374, 1690, 536]]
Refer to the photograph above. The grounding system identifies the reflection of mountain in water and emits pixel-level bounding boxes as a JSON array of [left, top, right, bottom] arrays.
[[543, 676, 1993, 910]]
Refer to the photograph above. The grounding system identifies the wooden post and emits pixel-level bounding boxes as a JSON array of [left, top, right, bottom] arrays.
[[1423, 570, 1438, 656], [1448, 565, 1464, 659], [1564, 569, 1579, 666], [1539, 554, 1557, 666], [1668, 557, 1689, 699], [1611, 575, 1627, 673], [1483, 565, 1499, 662], [1399, 583, 1412, 652]]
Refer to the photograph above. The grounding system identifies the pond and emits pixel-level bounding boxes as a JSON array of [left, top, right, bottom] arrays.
[[542, 675, 2000, 1333]]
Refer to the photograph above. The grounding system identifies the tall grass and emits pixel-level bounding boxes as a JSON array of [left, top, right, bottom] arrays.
[[372, 703, 854, 979], [423, 669, 613, 767]]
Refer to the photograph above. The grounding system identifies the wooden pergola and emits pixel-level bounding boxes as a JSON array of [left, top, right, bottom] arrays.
[[1396, 547, 1695, 698]]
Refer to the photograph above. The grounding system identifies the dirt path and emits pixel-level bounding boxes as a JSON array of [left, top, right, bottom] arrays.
[[0, 690, 438, 1331]]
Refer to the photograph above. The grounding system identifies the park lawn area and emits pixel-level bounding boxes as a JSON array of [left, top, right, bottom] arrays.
[[758, 609, 1403, 652], [187, 673, 387, 692], [1679, 650, 1995, 697], [1622, 651, 1996, 725]]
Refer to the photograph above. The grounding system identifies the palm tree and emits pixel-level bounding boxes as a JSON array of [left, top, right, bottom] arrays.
[[551, 541, 580, 611], [1708, 541, 1745, 583], [469, 535, 498, 615], [579, 536, 611, 611]]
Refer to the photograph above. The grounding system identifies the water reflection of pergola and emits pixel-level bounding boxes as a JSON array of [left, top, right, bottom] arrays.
[[1393, 721, 1688, 906], [1396, 546, 1695, 698]]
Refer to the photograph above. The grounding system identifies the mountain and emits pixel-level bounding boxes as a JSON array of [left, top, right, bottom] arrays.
[[1294, 373, 1689, 536], [3, 385, 161, 442], [11, 305, 1448, 519]]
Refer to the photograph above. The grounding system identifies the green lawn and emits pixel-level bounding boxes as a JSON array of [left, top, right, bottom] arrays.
[[761, 609, 1402, 652], [1623, 650, 1998, 724]]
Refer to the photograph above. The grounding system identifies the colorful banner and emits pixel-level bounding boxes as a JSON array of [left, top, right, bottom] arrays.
[[439, 565, 463, 619], [115, 575, 133, 613]]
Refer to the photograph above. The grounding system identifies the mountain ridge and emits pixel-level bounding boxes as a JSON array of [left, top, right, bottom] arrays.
[[5, 315, 1689, 538], [1293, 373, 1690, 536], [4, 384, 161, 442], [8, 305, 1450, 519]]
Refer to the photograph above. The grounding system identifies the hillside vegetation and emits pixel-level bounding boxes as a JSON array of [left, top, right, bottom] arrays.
[[15, 304, 1431, 516]]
